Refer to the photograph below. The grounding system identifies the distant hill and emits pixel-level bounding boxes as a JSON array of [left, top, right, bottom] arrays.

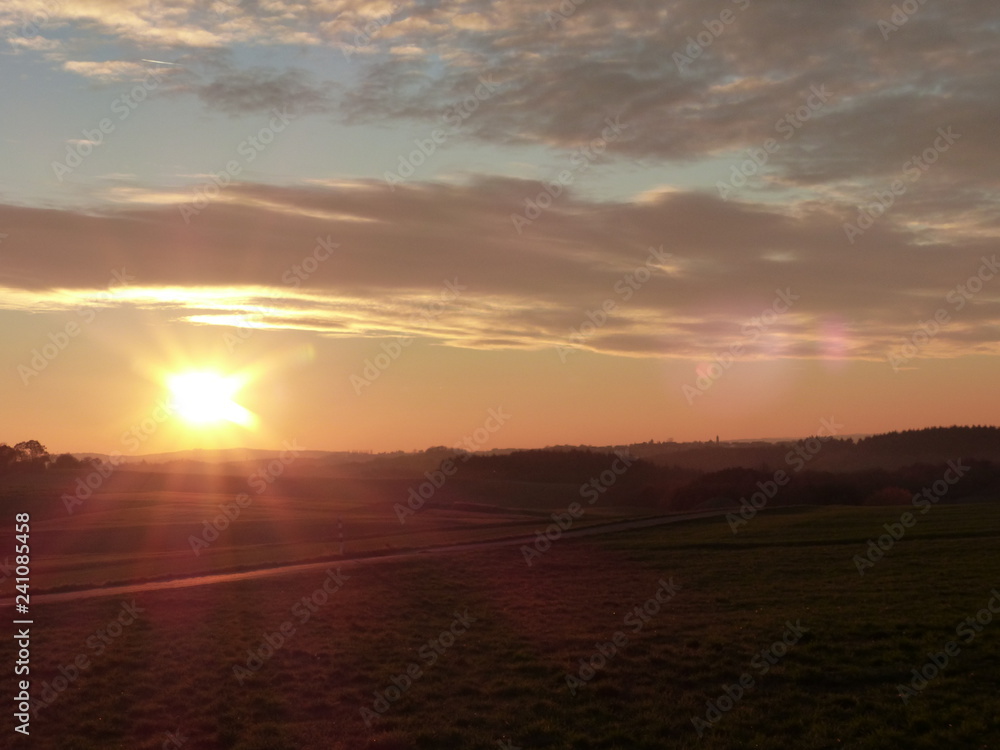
[[64, 425, 1000, 478], [850, 426, 1000, 467], [74, 447, 376, 467], [639, 426, 1000, 473], [11, 425, 997, 516]]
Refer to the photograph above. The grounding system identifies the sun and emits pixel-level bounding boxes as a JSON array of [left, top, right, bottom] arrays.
[[166, 371, 255, 428]]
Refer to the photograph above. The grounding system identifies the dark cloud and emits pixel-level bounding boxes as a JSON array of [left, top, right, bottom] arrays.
[[331, 0, 1000, 213], [148, 49, 338, 115], [4, 0, 999, 364], [19, 0, 1000, 210], [1, 178, 997, 362], [192, 66, 336, 116]]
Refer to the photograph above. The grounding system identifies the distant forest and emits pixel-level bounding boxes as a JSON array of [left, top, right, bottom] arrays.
[[0, 440, 86, 473], [636, 425, 1000, 472], [416, 426, 1000, 511], [4, 426, 1000, 512]]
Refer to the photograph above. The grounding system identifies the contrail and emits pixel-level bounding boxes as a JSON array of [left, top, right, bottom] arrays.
[[141, 59, 179, 66]]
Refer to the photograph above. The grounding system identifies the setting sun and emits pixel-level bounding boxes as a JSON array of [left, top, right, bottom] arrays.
[[4, 2, 1000, 746], [166, 371, 255, 428]]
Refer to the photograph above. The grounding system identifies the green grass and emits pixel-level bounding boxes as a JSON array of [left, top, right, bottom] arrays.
[[5, 502, 1000, 748]]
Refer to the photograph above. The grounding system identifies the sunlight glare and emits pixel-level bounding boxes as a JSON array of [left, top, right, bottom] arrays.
[[166, 371, 255, 428]]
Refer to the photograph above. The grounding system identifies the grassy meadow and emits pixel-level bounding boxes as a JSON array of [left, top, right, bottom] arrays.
[[0, 468, 637, 592], [4, 501, 1000, 749]]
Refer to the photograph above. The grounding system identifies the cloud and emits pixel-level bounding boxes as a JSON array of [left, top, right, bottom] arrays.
[[53, 47, 336, 116], [2, 1, 999, 367], [4, 35, 60, 51], [325, 0, 1000, 230], [1, 178, 998, 363], [191, 66, 336, 116], [63, 59, 161, 82], [7, 0, 999, 214]]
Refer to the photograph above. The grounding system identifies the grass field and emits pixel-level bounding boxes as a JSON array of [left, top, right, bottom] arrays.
[[5, 501, 1000, 749], [0, 469, 639, 592]]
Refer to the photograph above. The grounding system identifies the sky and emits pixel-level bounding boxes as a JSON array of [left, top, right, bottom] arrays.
[[1, 0, 998, 455]]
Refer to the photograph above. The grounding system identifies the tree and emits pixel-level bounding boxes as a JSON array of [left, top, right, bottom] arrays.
[[52, 453, 81, 470], [14, 440, 47, 462], [0, 444, 15, 472], [0, 440, 50, 473]]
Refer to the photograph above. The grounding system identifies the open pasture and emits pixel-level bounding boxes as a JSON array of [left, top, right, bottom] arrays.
[[5, 503, 1000, 749]]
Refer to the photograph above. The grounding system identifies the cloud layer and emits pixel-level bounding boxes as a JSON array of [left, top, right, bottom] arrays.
[[6, 0, 998, 196], [2, 179, 998, 363], [3, 1, 999, 367]]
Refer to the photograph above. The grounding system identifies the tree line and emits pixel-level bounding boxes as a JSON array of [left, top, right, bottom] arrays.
[[0, 441, 86, 473]]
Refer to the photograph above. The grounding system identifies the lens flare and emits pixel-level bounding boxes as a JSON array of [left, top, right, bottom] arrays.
[[166, 371, 255, 427]]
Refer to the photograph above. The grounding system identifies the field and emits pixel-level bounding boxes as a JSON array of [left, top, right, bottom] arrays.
[[0, 467, 641, 592], [4, 496, 1000, 749]]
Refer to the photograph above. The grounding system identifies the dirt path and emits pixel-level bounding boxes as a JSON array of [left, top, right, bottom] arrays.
[[10, 510, 726, 606]]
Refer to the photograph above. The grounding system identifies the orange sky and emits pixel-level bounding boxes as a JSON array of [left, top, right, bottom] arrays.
[[4, 300, 996, 454], [1, 1, 997, 454]]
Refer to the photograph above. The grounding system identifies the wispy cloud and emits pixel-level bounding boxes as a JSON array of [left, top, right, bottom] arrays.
[[4, 1, 996, 213], [63, 60, 164, 82], [2, 179, 998, 361]]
